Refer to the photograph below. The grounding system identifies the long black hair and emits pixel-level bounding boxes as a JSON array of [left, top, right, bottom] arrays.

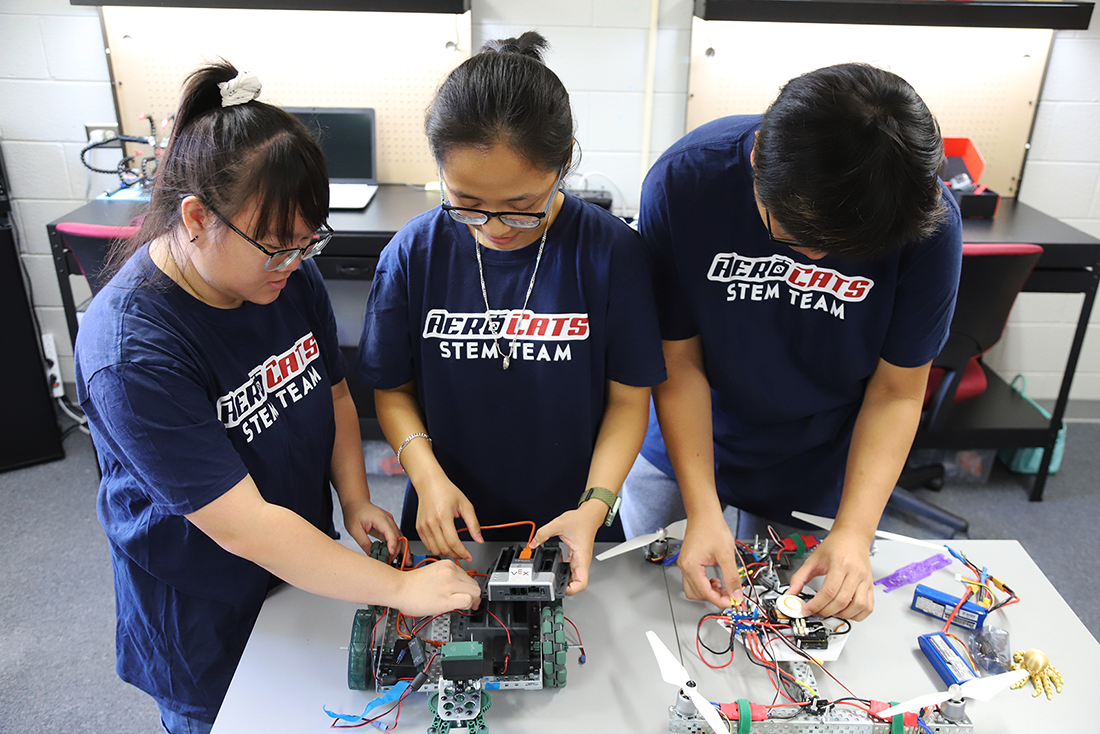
[[754, 63, 946, 258], [107, 60, 328, 276], [425, 31, 575, 174]]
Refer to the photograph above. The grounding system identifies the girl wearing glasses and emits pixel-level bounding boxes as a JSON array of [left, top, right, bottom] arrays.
[[74, 62, 479, 734], [358, 33, 666, 595]]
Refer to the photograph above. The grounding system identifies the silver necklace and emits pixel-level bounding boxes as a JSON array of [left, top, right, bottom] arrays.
[[474, 221, 550, 370]]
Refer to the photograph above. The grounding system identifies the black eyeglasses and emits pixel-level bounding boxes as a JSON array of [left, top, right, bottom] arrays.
[[765, 208, 800, 248], [439, 167, 565, 229], [206, 204, 334, 272]]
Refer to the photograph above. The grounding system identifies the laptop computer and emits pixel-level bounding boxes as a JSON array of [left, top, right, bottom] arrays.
[[288, 107, 379, 210]]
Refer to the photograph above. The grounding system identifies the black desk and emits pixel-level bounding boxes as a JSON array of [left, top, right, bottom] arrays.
[[913, 199, 1100, 500], [48, 193, 1100, 497]]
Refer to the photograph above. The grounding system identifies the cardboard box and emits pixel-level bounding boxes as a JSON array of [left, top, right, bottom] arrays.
[[940, 137, 1000, 220]]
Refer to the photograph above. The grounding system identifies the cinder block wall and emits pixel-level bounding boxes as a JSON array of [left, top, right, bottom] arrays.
[[472, 0, 694, 216], [0, 0, 118, 394], [983, 22, 1100, 400]]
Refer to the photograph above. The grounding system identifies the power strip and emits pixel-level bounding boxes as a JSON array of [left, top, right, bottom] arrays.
[[41, 334, 64, 398]]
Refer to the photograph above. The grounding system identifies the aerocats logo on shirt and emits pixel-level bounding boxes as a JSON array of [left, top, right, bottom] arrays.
[[216, 333, 323, 443], [707, 252, 874, 319], [422, 308, 587, 363]]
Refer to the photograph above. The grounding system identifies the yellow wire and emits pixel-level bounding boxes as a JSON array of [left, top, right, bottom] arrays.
[[944, 632, 978, 671], [793, 678, 819, 698]]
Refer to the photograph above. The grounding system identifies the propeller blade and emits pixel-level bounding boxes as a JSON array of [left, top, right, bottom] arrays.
[[596, 531, 663, 561], [959, 669, 1030, 701], [871, 529, 946, 552], [793, 511, 946, 553], [876, 689, 956, 719], [596, 519, 688, 561], [665, 518, 689, 540], [645, 630, 690, 688], [685, 685, 728, 734], [791, 511, 835, 532], [645, 632, 726, 734]]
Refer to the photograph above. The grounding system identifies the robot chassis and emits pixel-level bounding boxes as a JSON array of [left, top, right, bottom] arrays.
[[347, 541, 571, 733], [666, 661, 975, 734]]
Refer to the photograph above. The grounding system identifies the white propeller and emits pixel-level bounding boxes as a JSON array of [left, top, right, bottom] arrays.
[[645, 631, 728, 734], [876, 669, 1030, 719], [596, 519, 688, 561], [791, 511, 948, 553]]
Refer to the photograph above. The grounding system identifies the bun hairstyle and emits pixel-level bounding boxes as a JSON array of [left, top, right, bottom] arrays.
[[108, 59, 328, 275], [425, 31, 575, 174]]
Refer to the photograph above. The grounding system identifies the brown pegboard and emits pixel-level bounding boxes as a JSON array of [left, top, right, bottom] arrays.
[[101, 6, 470, 184], [687, 18, 1054, 197]]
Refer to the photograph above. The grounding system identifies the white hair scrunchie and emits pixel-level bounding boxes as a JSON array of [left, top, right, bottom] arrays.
[[218, 72, 262, 107]]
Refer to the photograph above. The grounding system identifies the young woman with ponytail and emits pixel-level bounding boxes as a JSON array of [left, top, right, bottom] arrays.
[[75, 61, 479, 733]]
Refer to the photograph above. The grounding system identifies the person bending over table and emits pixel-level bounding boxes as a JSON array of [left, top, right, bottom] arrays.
[[75, 62, 480, 734], [358, 32, 666, 596], [619, 63, 962, 621]]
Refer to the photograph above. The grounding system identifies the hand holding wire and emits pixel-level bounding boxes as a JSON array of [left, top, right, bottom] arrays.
[[413, 476, 482, 561], [789, 530, 875, 621], [677, 515, 743, 608]]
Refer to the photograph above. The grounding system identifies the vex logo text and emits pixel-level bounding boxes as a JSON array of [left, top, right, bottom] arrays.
[[707, 252, 874, 319], [216, 333, 323, 442]]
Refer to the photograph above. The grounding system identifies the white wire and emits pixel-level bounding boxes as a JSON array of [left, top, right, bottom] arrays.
[[57, 397, 87, 425]]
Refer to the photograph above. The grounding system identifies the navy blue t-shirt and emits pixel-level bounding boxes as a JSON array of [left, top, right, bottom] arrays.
[[358, 193, 666, 540], [75, 246, 345, 722], [639, 115, 962, 521]]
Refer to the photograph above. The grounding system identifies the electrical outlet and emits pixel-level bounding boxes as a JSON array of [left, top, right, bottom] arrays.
[[41, 333, 65, 398], [85, 123, 120, 148]]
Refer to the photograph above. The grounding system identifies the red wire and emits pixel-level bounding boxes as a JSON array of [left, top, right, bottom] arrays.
[[941, 587, 973, 632], [484, 608, 512, 645]]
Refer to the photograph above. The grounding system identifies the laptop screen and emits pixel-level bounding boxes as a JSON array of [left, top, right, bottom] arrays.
[[287, 107, 377, 184]]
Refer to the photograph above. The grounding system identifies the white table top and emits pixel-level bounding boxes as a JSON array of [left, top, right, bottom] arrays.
[[214, 536, 1098, 733], [666, 538, 1099, 733]]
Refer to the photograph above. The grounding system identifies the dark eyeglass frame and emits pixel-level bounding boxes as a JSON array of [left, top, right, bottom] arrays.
[[765, 207, 800, 248], [205, 204, 334, 272], [439, 166, 565, 230]]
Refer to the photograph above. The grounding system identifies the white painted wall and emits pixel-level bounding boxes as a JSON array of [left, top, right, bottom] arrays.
[[1, 0, 118, 391], [981, 22, 1100, 400], [2, 0, 1096, 399]]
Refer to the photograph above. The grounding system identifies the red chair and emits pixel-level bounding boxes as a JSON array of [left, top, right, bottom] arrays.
[[891, 243, 1044, 535], [54, 221, 139, 296]]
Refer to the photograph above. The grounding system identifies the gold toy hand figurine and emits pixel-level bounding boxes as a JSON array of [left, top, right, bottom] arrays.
[[1011, 649, 1064, 700]]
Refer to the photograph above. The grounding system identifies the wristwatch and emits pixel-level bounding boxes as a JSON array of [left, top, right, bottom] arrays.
[[578, 486, 622, 527]]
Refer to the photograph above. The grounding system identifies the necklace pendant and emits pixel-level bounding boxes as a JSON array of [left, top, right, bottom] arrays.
[[503, 354, 511, 370]]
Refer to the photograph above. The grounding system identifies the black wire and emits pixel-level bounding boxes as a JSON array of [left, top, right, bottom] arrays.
[[697, 614, 735, 656], [830, 619, 852, 635]]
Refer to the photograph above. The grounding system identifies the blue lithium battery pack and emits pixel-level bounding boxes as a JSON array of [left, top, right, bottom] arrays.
[[918, 632, 978, 688], [910, 584, 988, 630]]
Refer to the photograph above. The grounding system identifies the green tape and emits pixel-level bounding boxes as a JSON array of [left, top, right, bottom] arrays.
[[789, 534, 807, 556], [888, 701, 903, 734], [737, 699, 751, 734]]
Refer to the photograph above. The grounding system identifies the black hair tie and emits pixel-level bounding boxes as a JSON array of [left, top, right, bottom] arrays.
[[498, 43, 520, 54]]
